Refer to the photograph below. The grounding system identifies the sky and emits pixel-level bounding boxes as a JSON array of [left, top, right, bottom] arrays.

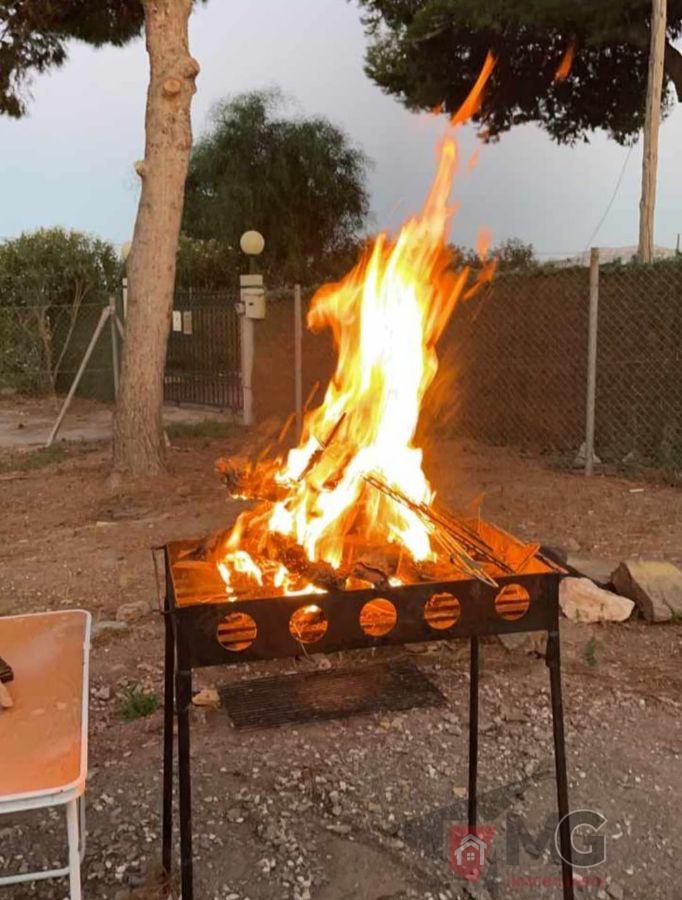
[[1, 0, 681, 259]]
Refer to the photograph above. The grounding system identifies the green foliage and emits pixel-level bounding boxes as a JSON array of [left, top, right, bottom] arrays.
[[357, 1, 682, 145], [0, 1, 145, 118], [0, 228, 119, 394], [175, 235, 240, 290], [583, 636, 598, 667], [493, 238, 536, 271], [450, 237, 536, 270], [120, 684, 159, 721], [182, 89, 370, 284], [0, 441, 98, 475], [165, 419, 234, 439], [0, 228, 119, 307]]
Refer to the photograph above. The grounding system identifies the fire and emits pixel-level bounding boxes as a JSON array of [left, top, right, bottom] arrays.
[[554, 43, 575, 81], [215, 60, 497, 597]]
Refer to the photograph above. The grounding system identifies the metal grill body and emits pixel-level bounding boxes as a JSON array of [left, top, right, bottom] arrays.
[[160, 536, 576, 900]]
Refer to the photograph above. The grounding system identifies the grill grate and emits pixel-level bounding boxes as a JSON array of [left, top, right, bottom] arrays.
[[217, 657, 446, 729]]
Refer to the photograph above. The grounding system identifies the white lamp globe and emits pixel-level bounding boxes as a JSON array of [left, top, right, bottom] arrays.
[[240, 230, 265, 256]]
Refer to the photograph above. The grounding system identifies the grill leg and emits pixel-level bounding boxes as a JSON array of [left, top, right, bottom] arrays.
[[467, 635, 479, 831], [547, 630, 575, 900], [161, 608, 176, 879], [176, 668, 194, 900]]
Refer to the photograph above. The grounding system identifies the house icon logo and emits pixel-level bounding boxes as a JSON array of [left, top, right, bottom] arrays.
[[448, 825, 496, 881]]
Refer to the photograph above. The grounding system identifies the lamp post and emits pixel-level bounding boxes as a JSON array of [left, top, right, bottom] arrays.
[[238, 231, 266, 426], [239, 230, 265, 273], [120, 240, 132, 320]]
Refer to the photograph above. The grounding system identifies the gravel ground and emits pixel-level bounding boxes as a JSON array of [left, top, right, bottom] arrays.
[[0, 430, 680, 899]]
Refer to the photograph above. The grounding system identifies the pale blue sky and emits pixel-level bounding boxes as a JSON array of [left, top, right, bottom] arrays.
[[0, 0, 680, 257]]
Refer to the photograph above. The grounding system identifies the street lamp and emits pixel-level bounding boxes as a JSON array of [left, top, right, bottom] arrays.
[[238, 231, 266, 427], [240, 230, 265, 273]]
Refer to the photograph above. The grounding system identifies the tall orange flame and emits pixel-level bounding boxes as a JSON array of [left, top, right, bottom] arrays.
[[217, 57, 496, 596]]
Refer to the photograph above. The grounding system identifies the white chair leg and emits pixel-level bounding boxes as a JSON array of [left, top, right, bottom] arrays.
[[66, 798, 82, 900], [78, 794, 87, 861]]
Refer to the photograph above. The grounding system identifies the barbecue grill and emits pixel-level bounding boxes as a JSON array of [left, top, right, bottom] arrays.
[[159, 531, 575, 900]]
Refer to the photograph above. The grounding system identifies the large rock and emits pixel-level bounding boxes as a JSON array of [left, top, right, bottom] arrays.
[[611, 560, 682, 623], [559, 578, 634, 624]]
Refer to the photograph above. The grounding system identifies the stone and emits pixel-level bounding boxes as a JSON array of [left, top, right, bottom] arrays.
[[559, 578, 634, 624], [564, 536, 581, 554], [93, 620, 129, 641], [612, 560, 682, 623], [573, 442, 602, 469], [115, 600, 152, 623], [498, 631, 545, 653], [567, 555, 618, 586], [192, 688, 221, 709], [607, 883, 625, 900], [0, 682, 14, 708], [541, 544, 568, 564]]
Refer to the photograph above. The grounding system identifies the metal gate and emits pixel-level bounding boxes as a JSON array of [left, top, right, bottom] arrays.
[[164, 290, 242, 411]]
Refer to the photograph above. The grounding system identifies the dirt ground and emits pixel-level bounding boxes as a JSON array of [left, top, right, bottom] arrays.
[[0, 423, 681, 900]]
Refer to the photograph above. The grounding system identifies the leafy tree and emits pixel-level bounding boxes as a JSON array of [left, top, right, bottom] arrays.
[[1, 1, 204, 475], [182, 90, 370, 284], [0, 228, 118, 392], [450, 237, 536, 270], [492, 238, 536, 270], [356, 1, 682, 144], [175, 235, 240, 290]]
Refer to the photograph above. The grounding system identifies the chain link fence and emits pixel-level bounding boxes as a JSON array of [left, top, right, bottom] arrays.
[[2, 260, 680, 479], [447, 259, 682, 475], [0, 301, 116, 400]]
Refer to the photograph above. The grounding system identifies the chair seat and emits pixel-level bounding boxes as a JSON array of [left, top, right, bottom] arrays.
[[0, 611, 90, 802]]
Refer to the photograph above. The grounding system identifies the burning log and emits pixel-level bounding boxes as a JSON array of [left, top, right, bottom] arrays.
[[297, 413, 347, 482], [351, 561, 390, 590], [215, 457, 287, 503], [265, 533, 345, 592]]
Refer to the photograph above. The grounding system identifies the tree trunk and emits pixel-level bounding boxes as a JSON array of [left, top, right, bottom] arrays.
[[638, 0, 667, 264], [112, 0, 199, 475]]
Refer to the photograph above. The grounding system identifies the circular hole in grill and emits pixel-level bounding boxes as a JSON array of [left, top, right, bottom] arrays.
[[424, 592, 461, 630], [289, 604, 328, 644], [359, 598, 397, 637], [217, 611, 257, 652], [495, 584, 530, 621]]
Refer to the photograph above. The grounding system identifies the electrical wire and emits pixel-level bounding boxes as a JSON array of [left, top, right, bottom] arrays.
[[583, 141, 637, 251]]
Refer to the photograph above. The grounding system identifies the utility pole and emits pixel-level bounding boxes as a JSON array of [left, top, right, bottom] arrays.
[[638, 0, 667, 263]]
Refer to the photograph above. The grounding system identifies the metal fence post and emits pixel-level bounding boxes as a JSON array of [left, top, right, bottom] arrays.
[[109, 295, 119, 397], [294, 284, 303, 439], [585, 248, 600, 476]]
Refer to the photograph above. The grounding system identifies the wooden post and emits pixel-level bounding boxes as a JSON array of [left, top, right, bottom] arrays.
[[294, 284, 303, 439], [638, 0, 667, 263], [585, 248, 600, 477]]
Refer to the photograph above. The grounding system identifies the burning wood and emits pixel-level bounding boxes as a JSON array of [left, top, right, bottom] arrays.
[[202, 61, 512, 601]]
